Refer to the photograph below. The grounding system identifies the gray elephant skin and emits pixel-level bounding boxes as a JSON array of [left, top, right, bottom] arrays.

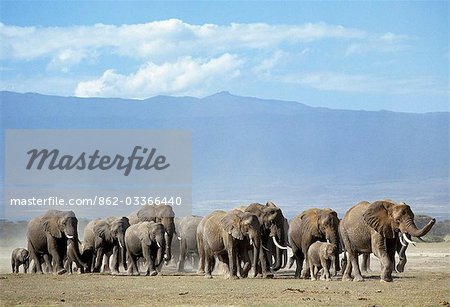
[[27, 209, 86, 274], [129, 204, 176, 263], [125, 221, 166, 276], [307, 241, 336, 281], [11, 248, 30, 273], [289, 208, 340, 279], [197, 210, 261, 279], [177, 215, 203, 272], [340, 200, 435, 282], [245, 202, 288, 277], [82, 216, 130, 274]]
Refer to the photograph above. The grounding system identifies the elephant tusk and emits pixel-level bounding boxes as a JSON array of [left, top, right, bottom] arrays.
[[272, 236, 288, 250], [118, 240, 123, 249], [403, 233, 416, 246], [399, 234, 407, 247], [177, 236, 182, 241], [66, 234, 74, 239], [250, 239, 253, 246], [157, 242, 161, 248], [262, 245, 270, 252]]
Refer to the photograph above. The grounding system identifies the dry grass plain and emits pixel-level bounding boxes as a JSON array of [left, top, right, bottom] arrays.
[[1, 242, 449, 306]]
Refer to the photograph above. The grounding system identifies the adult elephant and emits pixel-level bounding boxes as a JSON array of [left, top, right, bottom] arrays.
[[245, 201, 288, 277], [27, 209, 86, 274], [82, 216, 130, 274], [340, 200, 436, 282], [130, 204, 176, 263], [177, 215, 203, 272], [197, 210, 261, 279], [125, 221, 166, 276], [289, 208, 341, 279]]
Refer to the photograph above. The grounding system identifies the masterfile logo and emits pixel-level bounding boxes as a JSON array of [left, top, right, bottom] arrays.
[[5, 130, 191, 185]]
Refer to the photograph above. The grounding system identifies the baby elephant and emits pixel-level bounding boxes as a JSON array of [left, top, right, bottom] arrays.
[[307, 242, 336, 281], [11, 248, 30, 273]]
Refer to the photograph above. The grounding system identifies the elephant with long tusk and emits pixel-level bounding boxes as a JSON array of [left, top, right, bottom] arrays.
[[245, 201, 288, 278], [340, 200, 435, 282], [82, 216, 130, 274]]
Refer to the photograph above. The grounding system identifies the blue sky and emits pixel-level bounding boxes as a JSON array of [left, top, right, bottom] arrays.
[[0, 1, 448, 112]]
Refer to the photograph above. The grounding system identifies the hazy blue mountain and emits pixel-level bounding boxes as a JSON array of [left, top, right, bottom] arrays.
[[1, 91, 449, 219]]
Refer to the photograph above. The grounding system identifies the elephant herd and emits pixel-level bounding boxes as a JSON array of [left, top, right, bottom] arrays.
[[14, 199, 435, 283]]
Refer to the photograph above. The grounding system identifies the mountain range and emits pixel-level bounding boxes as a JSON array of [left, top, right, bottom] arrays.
[[1, 91, 449, 220]]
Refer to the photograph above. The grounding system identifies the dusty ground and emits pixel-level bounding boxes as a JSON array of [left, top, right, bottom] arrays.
[[1, 242, 449, 306]]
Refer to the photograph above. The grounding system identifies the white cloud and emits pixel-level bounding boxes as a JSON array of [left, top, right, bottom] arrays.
[[0, 20, 365, 63], [75, 53, 243, 98], [345, 32, 409, 55], [284, 72, 449, 96]]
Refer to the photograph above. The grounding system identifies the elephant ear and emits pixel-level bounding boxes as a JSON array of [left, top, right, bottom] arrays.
[[241, 212, 260, 232], [93, 221, 112, 242], [221, 211, 244, 240], [300, 209, 321, 237], [42, 214, 62, 238], [137, 222, 152, 246], [363, 201, 395, 238]]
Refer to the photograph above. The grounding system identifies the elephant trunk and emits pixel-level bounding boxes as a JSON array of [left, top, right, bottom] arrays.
[[272, 244, 283, 271], [404, 218, 436, 238], [252, 236, 260, 278], [281, 248, 288, 269], [68, 238, 87, 269], [396, 242, 408, 273], [326, 231, 340, 274], [118, 234, 127, 270], [156, 239, 165, 267], [164, 231, 173, 262]]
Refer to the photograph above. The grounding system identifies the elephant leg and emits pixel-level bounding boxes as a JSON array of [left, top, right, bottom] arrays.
[[308, 258, 316, 281], [218, 254, 231, 279], [227, 247, 238, 279], [43, 254, 53, 273], [259, 247, 273, 278], [28, 243, 43, 274], [292, 246, 304, 279], [177, 240, 186, 272], [361, 253, 372, 274], [126, 251, 139, 276], [239, 249, 251, 278], [102, 253, 111, 273], [93, 247, 104, 273], [142, 245, 157, 276], [47, 238, 65, 274], [204, 251, 214, 279], [321, 259, 331, 281], [379, 249, 395, 282], [111, 246, 120, 275], [348, 251, 363, 282], [300, 245, 311, 279]]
